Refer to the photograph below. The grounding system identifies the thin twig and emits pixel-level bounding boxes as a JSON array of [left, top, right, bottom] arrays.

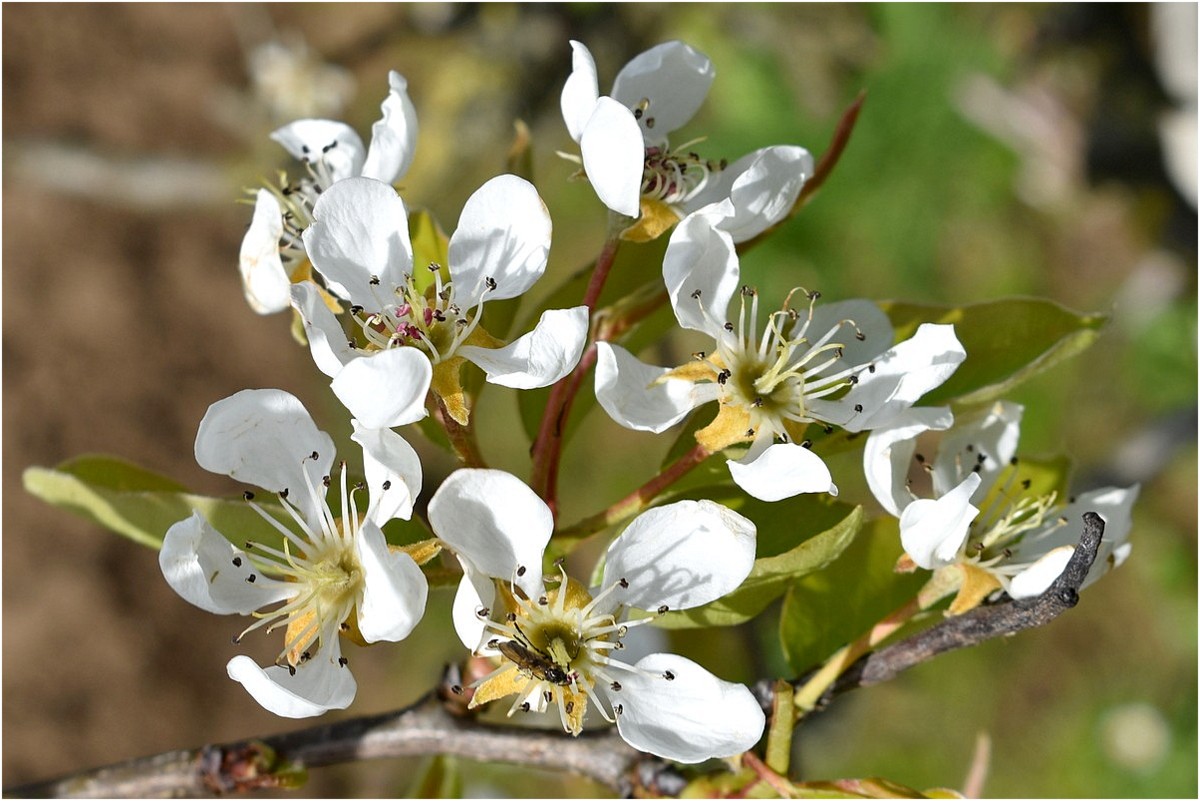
[[6, 693, 641, 798], [796, 511, 1106, 711]]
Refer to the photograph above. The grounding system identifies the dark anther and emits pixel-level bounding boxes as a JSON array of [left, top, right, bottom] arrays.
[[244, 542, 254, 549], [340, 622, 350, 632], [752, 397, 764, 408], [487, 638, 499, 648], [724, 321, 735, 332], [611, 681, 622, 691], [288, 665, 297, 676], [1069, 496, 1076, 504], [301, 651, 312, 662], [633, 107, 644, 120], [823, 425, 834, 434], [338, 657, 348, 667], [801, 439, 812, 449], [279, 488, 290, 499], [657, 605, 669, 614], [301, 144, 311, 154], [966, 444, 975, 452], [565, 701, 575, 714], [322, 475, 331, 487], [476, 606, 490, 618], [348, 341, 358, 349], [382, 480, 392, 490], [746, 429, 756, 437], [538, 596, 549, 606], [506, 612, 517, 622], [972, 465, 982, 473], [977, 453, 987, 463], [853, 403, 864, 412], [741, 285, 755, 296], [451, 684, 464, 695], [516, 565, 527, 577], [242, 489, 256, 501], [717, 369, 731, 385], [618, 577, 629, 589], [231, 634, 243, 644], [645, 117, 656, 129], [868, 363, 876, 373], [369, 275, 381, 286], [691, 288, 703, 299], [246, 574, 257, 583], [232, 557, 242, 567], [808, 290, 822, 301], [311, 451, 320, 460], [615, 703, 624, 715], [322, 140, 338, 153], [553, 557, 566, 567], [663, 670, 675, 681], [693, 351, 707, 360], [855, 330, 866, 341], [484, 276, 497, 291], [543, 690, 552, 703], [428, 261, 441, 272], [1010, 456, 1019, 465], [847, 375, 859, 385], [1002, 548, 1013, 558], [915, 453, 926, 463], [520, 702, 531, 712], [350, 304, 364, 314], [835, 347, 845, 359]]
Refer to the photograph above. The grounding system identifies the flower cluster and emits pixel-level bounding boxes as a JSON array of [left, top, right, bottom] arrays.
[[159, 38, 1138, 771]]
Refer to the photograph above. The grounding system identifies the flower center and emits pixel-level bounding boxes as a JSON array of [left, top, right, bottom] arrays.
[[348, 266, 495, 363], [699, 286, 868, 440], [640, 142, 723, 207], [235, 458, 367, 671]]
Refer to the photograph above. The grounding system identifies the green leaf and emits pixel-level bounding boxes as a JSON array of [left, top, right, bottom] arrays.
[[23, 456, 298, 552], [654, 501, 863, 629], [780, 516, 925, 674], [882, 298, 1106, 406]]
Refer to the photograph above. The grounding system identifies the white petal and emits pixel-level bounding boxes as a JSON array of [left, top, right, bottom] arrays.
[[561, 40, 600, 143], [863, 407, 955, 517], [929, 401, 1022, 500], [291, 281, 355, 378], [614, 653, 764, 763], [238, 190, 290, 315], [611, 41, 715, 144], [360, 71, 419, 184], [354, 520, 428, 642], [351, 421, 422, 523], [271, 119, 366, 182], [1008, 545, 1076, 599], [459, 306, 588, 389], [663, 205, 739, 335], [827, 323, 966, 433], [160, 512, 293, 614], [331, 348, 431, 430], [580, 97, 645, 218], [689, 146, 813, 244], [899, 473, 982, 569], [302, 177, 412, 309], [426, 469, 551, 599], [451, 574, 492, 652], [594, 342, 706, 433], [602, 500, 756, 612], [447, 175, 551, 309], [194, 389, 334, 522], [227, 642, 356, 718], [728, 439, 838, 502]]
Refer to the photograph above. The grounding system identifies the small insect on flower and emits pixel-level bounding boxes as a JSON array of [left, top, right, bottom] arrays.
[[496, 638, 575, 687]]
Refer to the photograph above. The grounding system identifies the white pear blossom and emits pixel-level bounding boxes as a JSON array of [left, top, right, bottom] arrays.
[[864, 400, 1138, 608], [240, 70, 418, 314], [560, 40, 812, 242], [294, 173, 588, 426], [595, 205, 966, 502], [426, 468, 765, 763], [159, 389, 428, 718]]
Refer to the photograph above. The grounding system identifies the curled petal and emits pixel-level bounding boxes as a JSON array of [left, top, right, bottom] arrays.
[[160, 512, 293, 615], [611, 41, 715, 144], [688, 146, 814, 244], [239, 190, 290, 315], [303, 177, 413, 309], [579, 97, 645, 218], [270, 119, 365, 182], [351, 421, 422, 523], [561, 40, 600, 142], [195, 389, 334, 521], [663, 205, 739, 336], [1008, 545, 1075, 600], [459, 306, 588, 389], [602, 500, 756, 613], [899, 472, 982, 569], [613, 653, 764, 763], [355, 520, 427, 643], [451, 573, 493, 652], [330, 347, 432, 430], [448, 175, 551, 309], [427, 469, 551, 600], [291, 281, 355, 378], [863, 406, 955, 517], [594, 342, 709, 433], [227, 643, 356, 719], [728, 438, 838, 502], [360, 71, 419, 184]]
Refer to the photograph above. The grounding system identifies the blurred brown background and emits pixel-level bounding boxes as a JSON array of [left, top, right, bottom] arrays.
[[4, 4, 1196, 797]]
